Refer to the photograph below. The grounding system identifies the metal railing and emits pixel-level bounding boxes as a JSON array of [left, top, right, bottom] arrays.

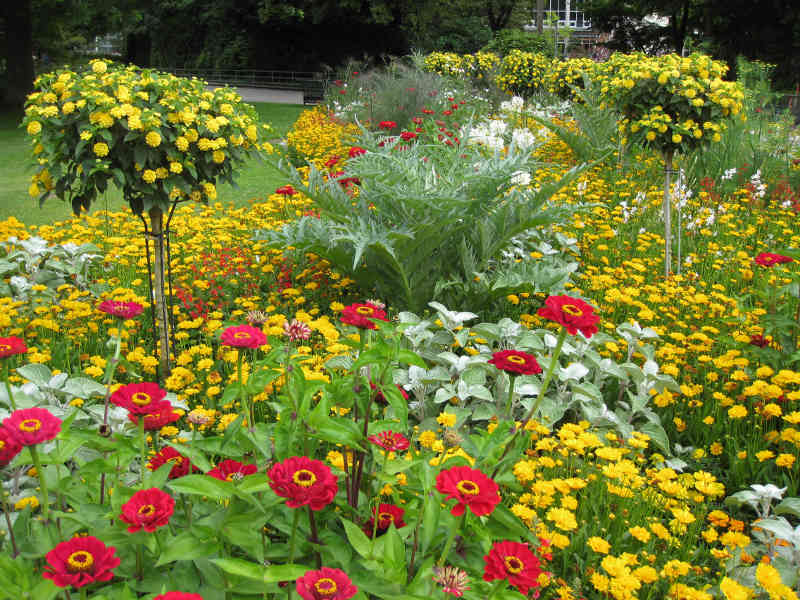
[[155, 67, 330, 101]]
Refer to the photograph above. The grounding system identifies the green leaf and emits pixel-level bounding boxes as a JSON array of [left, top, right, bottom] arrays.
[[164, 441, 213, 473], [382, 524, 406, 582], [155, 532, 220, 565], [211, 558, 308, 582], [341, 517, 372, 559], [167, 474, 234, 499], [15, 363, 52, 386], [309, 418, 365, 450], [775, 498, 800, 518], [419, 493, 440, 556]]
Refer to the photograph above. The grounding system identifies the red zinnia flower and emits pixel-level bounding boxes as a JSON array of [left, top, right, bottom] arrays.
[[363, 503, 405, 537], [119, 487, 175, 533], [378, 121, 397, 130], [147, 447, 198, 479], [537, 295, 600, 338], [220, 324, 268, 349], [325, 155, 340, 168], [400, 131, 417, 141], [340, 302, 388, 330], [749, 334, 770, 348], [296, 567, 357, 600], [42, 535, 120, 588], [97, 300, 144, 319], [754, 252, 793, 267], [488, 350, 542, 376], [482, 540, 542, 595], [367, 431, 410, 452], [127, 401, 180, 430], [348, 146, 366, 158], [207, 459, 258, 482], [3, 407, 61, 446], [154, 593, 204, 600], [110, 382, 168, 415], [0, 426, 23, 466], [276, 185, 296, 196], [435, 465, 500, 517], [0, 336, 27, 358], [267, 456, 338, 510]]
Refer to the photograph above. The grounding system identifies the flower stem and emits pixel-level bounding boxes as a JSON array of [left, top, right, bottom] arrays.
[[287, 508, 300, 565], [437, 512, 466, 567], [29, 445, 50, 523], [3, 362, 16, 411], [139, 418, 147, 487], [490, 327, 567, 479], [307, 506, 322, 569], [236, 350, 250, 430], [504, 374, 515, 418], [2, 496, 18, 557]]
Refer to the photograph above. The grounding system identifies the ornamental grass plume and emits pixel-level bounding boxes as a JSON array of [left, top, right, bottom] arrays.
[[42, 535, 120, 588]]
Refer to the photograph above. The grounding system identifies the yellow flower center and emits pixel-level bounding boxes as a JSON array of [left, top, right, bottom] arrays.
[[378, 512, 394, 523], [67, 550, 94, 573], [0, 344, 10, 352], [132, 392, 152, 406], [138, 504, 155, 516], [19, 419, 42, 432], [0, 441, 5, 450], [292, 469, 317, 487], [314, 578, 337, 596], [506, 355, 526, 365], [561, 304, 583, 317], [504, 555, 524, 574], [355, 306, 374, 315], [456, 480, 479, 496], [234, 331, 252, 339], [167, 456, 183, 465]]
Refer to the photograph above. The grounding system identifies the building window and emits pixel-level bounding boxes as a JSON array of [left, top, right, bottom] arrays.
[[539, 0, 592, 30]]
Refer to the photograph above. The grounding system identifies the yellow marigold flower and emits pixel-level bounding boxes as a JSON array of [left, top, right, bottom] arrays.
[[728, 405, 748, 419], [176, 136, 189, 151], [212, 150, 225, 163], [169, 161, 183, 174], [660, 560, 691, 579], [418, 430, 437, 448], [14, 496, 40, 511], [27, 120, 42, 135], [92, 142, 109, 157], [776, 454, 795, 468], [719, 577, 752, 600], [755, 450, 774, 462], [92, 60, 107, 73], [145, 131, 162, 147], [633, 565, 658, 584], [142, 169, 157, 184], [587, 536, 611, 554], [755, 562, 784, 593], [629, 526, 650, 543], [436, 412, 457, 427], [545, 507, 577, 531]]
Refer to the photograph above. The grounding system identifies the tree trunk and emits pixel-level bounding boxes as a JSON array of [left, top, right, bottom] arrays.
[[536, 0, 545, 33], [148, 206, 171, 377], [1, 0, 35, 108], [125, 31, 152, 67]]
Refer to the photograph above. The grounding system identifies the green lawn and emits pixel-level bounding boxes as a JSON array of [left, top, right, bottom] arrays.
[[0, 102, 306, 227]]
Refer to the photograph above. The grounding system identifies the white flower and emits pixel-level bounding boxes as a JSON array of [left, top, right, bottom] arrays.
[[511, 128, 536, 150], [510, 170, 531, 186], [751, 483, 786, 502]]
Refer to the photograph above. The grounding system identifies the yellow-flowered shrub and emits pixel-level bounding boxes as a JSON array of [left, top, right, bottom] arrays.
[[285, 106, 360, 170], [23, 59, 265, 215], [496, 50, 552, 97], [423, 51, 500, 82]]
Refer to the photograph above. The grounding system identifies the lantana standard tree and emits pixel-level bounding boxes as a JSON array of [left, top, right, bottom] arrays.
[[597, 52, 745, 276], [23, 59, 265, 375]]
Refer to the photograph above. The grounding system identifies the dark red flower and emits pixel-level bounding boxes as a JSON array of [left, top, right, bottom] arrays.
[[400, 131, 417, 141], [488, 350, 542, 376], [267, 456, 338, 510], [348, 146, 366, 158], [325, 155, 340, 168], [276, 185, 296, 196], [482, 540, 542, 595], [154, 593, 204, 600], [367, 431, 410, 452], [435, 465, 500, 517], [119, 488, 175, 533], [147, 447, 198, 479], [3, 407, 61, 446], [220, 324, 267, 349], [296, 567, 357, 600], [0, 336, 27, 359], [340, 302, 388, 330], [537, 295, 600, 338], [42, 535, 120, 588], [0, 426, 22, 466], [363, 503, 405, 537], [749, 334, 770, 348], [127, 401, 180, 430], [110, 382, 168, 415], [754, 252, 793, 267], [378, 121, 397, 130], [97, 300, 144, 319], [207, 459, 258, 482]]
